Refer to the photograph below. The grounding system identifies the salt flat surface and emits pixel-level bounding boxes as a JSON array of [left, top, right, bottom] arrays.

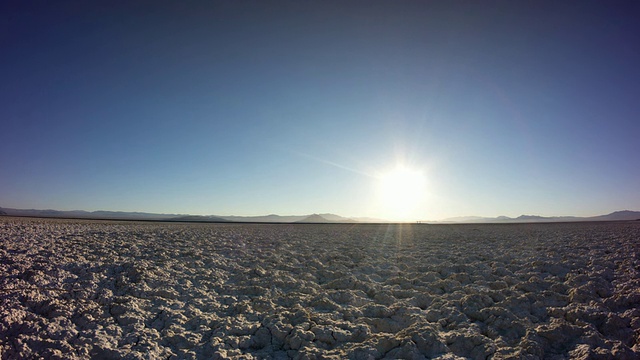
[[1, 217, 639, 359]]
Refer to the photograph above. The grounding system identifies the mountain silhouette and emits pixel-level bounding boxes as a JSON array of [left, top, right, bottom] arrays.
[[438, 211, 640, 223], [2, 206, 639, 224], [296, 214, 331, 223]]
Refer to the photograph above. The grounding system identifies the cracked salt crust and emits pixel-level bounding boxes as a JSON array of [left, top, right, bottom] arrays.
[[1, 217, 639, 359]]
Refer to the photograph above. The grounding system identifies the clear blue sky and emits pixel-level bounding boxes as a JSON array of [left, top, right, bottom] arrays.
[[2, 1, 639, 221]]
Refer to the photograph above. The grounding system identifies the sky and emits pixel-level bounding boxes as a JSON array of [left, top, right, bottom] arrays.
[[1, 1, 639, 221]]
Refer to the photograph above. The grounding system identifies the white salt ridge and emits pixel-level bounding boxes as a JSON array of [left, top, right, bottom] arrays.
[[1, 217, 639, 359]]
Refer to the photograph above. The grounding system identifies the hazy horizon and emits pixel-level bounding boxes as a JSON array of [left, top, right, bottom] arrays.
[[2, 1, 639, 221], [2, 204, 638, 223]]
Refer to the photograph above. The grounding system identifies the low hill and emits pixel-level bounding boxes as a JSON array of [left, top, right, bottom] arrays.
[[295, 214, 331, 223], [590, 210, 640, 221]]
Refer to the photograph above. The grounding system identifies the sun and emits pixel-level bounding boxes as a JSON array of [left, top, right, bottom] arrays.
[[376, 165, 427, 221]]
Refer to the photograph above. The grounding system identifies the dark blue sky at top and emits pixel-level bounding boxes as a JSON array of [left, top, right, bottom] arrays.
[[1, 1, 639, 220]]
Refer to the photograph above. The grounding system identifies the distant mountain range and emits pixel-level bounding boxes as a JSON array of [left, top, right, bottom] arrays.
[[295, 214, 355, 223], [0, 207, 383, 223], [437, 210, 640, 223], [1, 206, 638, 224], [0, 208, 181, 220]]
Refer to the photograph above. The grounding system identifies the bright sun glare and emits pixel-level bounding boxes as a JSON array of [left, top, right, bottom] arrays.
[[377, 166, 427, 221]]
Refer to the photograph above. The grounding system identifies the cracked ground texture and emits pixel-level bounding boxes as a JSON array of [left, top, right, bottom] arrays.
[[1, 217, 639, 359]]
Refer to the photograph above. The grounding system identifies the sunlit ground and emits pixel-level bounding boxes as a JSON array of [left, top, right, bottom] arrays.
[[3, 218, 639, 358]]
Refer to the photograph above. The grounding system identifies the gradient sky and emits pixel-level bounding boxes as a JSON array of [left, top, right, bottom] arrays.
[[2, 1, 639, 221]]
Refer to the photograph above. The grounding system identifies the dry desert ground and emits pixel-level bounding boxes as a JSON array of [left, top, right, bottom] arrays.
[[1, 217, 639, 359]]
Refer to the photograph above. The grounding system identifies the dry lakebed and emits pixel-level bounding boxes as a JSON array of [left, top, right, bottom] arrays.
[[1, 217, 639, 359]]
